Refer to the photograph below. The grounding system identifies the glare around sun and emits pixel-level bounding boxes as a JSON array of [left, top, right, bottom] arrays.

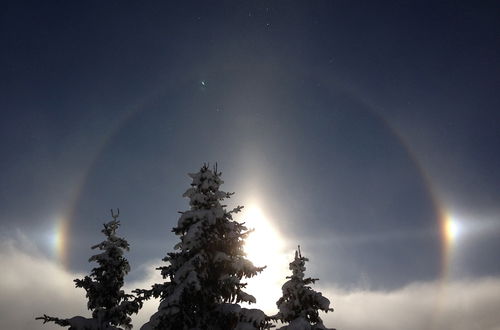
[[241, 203, 291, 313]]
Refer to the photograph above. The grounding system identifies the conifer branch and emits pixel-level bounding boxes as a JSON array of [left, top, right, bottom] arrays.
[[35, 314, 70, 326]]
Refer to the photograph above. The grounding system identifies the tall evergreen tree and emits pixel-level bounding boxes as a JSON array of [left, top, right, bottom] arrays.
[[37, 210, 141, 330], [136, 164, 270, 330], [274, 247, 335, 330]]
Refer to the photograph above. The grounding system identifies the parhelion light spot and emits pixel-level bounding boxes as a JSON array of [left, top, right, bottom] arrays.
[[444, 212, 461, 246], [52, 217, 69, 266]]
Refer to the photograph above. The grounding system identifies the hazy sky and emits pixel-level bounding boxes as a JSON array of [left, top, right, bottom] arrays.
[[1, 1, 499, 329]]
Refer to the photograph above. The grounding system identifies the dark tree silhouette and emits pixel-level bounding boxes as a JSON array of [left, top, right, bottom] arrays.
[[274, 246, 335, 330], [37, 210, 141, 330], [136, 164, 271, 330]]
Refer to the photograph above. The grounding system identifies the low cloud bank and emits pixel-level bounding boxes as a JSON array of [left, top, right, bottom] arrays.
[[0, 239, 87, 330], [2, 239, 500, 330], [0, 237, 161, 330], [322, 278, 500, 330]]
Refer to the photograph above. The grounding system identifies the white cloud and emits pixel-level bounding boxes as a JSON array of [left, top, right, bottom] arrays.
[[321, 279, 500, 330], [0, 237, 161, 330], [2, 237, 500, 330], [0, 239, 87, 330]]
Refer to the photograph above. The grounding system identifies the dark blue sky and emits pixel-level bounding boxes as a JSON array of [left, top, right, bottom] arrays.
[[1, 1, 499, 293]]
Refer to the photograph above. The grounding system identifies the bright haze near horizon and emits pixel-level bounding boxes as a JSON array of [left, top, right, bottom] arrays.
[[1, 2, 500, 330]]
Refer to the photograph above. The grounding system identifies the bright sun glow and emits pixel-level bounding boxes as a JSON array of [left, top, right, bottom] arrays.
[[444, 214, 462, 244], [242, 203, 290, 314]]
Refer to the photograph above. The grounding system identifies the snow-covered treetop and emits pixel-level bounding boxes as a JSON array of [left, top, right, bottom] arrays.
[[183, 164, 226, 205], [175, 164, 239, 231], [275, 246, 335, 330], [288, 248, 308, 280]]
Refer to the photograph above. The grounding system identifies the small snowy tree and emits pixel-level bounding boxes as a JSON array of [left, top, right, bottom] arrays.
[[136, 164, 270, 330], [274, 247, 334, 330], [37, 209, 141, 330]]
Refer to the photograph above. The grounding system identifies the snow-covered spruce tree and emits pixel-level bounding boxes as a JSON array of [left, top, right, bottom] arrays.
[[274, 247, 334, 330], [136, 164, 270, 330], [37, 209, 141, 330]]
